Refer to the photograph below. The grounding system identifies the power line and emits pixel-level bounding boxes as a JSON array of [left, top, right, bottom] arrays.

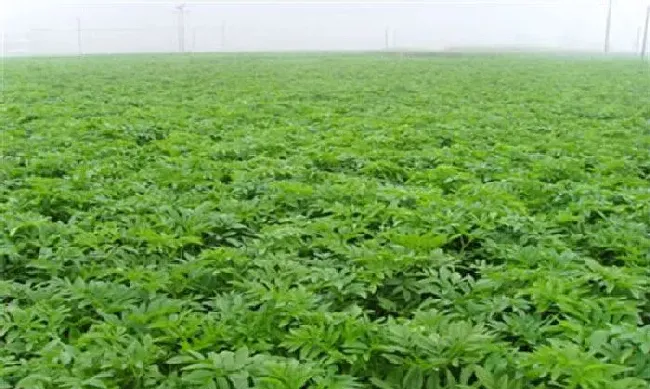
[[30, 27, 176, 32]]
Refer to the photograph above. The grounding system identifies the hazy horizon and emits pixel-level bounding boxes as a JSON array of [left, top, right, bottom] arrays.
[[3, 1, 650, 55]]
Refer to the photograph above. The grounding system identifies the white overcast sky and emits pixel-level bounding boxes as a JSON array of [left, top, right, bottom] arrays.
[[2, 0, 650, 54]]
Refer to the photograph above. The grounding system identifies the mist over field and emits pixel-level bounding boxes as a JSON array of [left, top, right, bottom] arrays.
[[3, 1, 650, 388], [3, 0, 650, 55]]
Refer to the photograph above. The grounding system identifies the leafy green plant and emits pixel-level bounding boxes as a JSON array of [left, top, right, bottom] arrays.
[[1, 53, 649, 388]]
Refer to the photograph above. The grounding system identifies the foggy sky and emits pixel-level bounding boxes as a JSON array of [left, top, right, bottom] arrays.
[[3, 0, 650, 55]]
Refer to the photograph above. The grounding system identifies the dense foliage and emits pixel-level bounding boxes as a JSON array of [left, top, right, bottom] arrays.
[[1, 54, 650, 388]]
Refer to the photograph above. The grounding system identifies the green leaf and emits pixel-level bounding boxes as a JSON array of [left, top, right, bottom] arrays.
[[370, 377, 397, 389], [167, 355, 197, 365], [473, 366, 495, 389], [402, 366, 423, 389]]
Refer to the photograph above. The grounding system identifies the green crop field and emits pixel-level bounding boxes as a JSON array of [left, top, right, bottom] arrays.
[[1, 54, 650, 389]]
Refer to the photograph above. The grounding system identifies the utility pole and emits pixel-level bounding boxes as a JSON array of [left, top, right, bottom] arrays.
[[385, 27, 389, 50], [76, 17, 82, 56], [192, 28, 197, 53], [176, 4, 186, 53], [221, 21, 226, 50], [604, 0, 612, 53], [635, 27, 641, 54], [642, 6, 650, 59]]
